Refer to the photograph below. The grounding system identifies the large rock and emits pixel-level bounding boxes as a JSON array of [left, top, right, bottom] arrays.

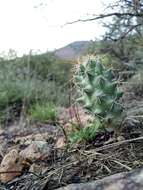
[[57, 167, 143, 190], [0, 149, 24, 183]]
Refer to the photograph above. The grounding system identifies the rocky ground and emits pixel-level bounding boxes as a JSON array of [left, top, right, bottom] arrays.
[[0, 83, 142, 189]]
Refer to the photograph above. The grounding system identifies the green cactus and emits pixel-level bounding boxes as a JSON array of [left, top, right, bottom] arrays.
[[74, 59, 123, 125]]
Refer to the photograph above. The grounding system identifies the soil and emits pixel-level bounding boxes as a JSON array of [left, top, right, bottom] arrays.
[[0, 85, 143, 190]]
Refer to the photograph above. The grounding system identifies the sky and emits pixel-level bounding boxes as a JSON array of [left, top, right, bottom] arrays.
[[0, 0, 111, 56]]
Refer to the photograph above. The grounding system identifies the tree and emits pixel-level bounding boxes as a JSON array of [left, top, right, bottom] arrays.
[[76, 0, 143, 70]]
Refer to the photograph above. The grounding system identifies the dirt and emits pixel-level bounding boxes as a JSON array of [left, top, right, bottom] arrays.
[[0, 85, 142, 189]]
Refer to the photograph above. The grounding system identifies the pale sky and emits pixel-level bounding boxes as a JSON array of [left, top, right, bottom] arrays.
[[0, 0, 111, 55]]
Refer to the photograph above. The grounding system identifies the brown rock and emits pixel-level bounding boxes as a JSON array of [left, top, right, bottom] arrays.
[[61, 106, 94, 134], [14, 132, 50, 145], [58, 106, 93, 126], [55, 137, 66, 149], [0, 149, 24, 183], [29, 163, 43, 175], [20, 141, 52, 161]]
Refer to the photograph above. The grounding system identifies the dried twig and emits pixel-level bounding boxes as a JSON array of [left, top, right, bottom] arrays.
[[95, 136, 143, 152], [111, 160, 132, 171]]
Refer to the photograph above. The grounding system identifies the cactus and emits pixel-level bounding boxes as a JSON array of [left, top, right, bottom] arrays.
[[74, 59, 123, 125]]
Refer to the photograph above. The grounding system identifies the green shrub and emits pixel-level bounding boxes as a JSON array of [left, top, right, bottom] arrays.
[[28, 103, 57, 122], [68, 120, 101, 143], [0, 54, 71, 123]]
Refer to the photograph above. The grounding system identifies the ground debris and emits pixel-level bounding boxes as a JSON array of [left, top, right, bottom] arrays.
[[0, 137, 143, 189]]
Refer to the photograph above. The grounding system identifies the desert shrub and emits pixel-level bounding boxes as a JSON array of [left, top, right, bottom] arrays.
[[0, 77, 69, 123], [130, 71, 143, 96], [17, 53, 73, 84], [0, 52, 72, 123], [124, 69, 143, 98], [28, 103, 57, 122]]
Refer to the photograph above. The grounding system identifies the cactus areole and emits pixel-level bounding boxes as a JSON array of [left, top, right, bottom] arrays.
[[74, 59, 123, 124]]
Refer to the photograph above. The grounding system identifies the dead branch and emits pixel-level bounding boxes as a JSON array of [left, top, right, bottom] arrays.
[[66, 12, 143, 25]]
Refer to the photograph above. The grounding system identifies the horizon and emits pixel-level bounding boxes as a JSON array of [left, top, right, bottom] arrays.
[[0, 40, 94, 59]]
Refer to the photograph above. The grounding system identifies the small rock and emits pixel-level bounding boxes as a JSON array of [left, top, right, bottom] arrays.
[[0, 149, 24, 183], [117, 136, 125, 142], [20, 141, 52, 161], [29, 163, 43, 175], [55, 137, 66, 149]]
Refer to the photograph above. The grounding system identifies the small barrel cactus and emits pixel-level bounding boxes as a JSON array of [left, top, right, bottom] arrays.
[[74, 59, 123, 124]]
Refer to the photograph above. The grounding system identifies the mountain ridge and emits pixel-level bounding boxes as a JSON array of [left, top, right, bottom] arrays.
[[54, 41, 92, 61]]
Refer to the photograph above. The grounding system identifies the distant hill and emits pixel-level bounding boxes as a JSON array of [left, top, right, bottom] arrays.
[[54, 41, 91, 61]]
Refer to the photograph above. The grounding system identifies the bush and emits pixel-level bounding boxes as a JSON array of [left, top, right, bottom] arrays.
[[0, 53, 72, 123], [128, 70, 143, 97], [123, 69, 143, 98], [28, 103, 57, 122]]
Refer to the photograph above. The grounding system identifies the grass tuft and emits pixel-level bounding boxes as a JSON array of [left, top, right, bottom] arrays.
[[28, 103, 57, 122]]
